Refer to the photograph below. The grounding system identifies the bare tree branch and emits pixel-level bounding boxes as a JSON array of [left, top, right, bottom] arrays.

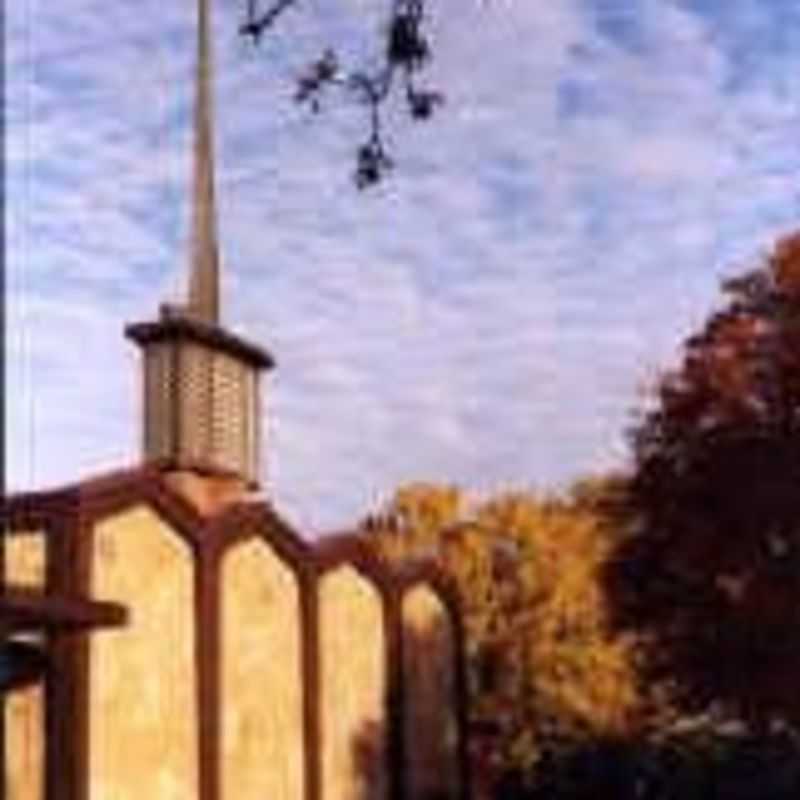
[[241, 0, 443, 188], [240, 0, 301, 42]]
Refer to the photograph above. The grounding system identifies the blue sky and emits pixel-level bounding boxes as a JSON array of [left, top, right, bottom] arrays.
[[7, 0, 800, 533]]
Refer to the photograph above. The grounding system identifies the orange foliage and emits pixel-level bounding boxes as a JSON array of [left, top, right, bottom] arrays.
[[361, 479, 645, 783]]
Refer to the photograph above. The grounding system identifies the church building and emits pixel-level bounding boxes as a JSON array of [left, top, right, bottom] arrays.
[[1, 2, 470, 799]]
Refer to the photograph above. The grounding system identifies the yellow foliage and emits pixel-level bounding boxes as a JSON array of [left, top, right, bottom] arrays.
[[360, 478, 645, 775]]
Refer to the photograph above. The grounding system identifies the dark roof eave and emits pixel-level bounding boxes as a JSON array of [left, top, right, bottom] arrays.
[[125, 316, 274, 370]]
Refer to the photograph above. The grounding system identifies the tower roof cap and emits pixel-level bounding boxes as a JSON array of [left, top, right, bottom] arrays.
[[126, 310, 274, 370]]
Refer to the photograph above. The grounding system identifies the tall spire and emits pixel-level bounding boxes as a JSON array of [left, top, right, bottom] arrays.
[[188, 0, 220, 323], [127, 0, 274, 490]]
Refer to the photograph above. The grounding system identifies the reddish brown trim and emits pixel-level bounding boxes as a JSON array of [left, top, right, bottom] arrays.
[[384, 587, 405, 800], [311, 532, 474, 800], [207, 505, 323, 800], [70, 467, 207, 548], [42, 504, 90, 800], [204, 501, 314, 565], [1, 588, 126, 632], [392, 560, 465, 625], [205, 499, 319, 800], [79, 469, 223, 800], [312, 532, 395, 586], [3, 470, 210, 800], [4, 473, 472, 800], [301, 570, 321, 800], [126, 316, 274, 370], [196, 546, 219, 800], [2, 491, 76, 528], [70, 512, 95, 800], [15, 469, 204, 800], [2, 464, 204, 533], [74, 470, 208, 800]]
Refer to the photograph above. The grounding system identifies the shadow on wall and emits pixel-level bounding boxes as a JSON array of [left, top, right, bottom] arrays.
[[351, 716, 457, 800], [351, 718, 389, 800], [349, 612, 461, 800]]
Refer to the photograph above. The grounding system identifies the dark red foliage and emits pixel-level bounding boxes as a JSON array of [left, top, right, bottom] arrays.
[[611, 232, 800, 727]]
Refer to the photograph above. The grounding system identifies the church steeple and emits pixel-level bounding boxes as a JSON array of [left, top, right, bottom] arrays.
[[126, 0, 274, 493], [188, 0, 220, 323]]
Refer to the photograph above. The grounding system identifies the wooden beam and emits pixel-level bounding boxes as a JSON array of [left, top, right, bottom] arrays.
[[0, 586, 127, 632]]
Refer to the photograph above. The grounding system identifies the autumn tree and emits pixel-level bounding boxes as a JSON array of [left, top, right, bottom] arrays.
[[613, 231, 800, 730], [241, 0, 443, 186], [361, 479, 644, 791]]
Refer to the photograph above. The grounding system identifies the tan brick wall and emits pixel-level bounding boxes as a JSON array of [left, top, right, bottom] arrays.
[[4, 684, 44, 800], [88, 506, 198, 800], [221, 538, 305, 800], [402, 586, 460, 800], [319, 566, 388, 800], [4, 531, 46, 588]]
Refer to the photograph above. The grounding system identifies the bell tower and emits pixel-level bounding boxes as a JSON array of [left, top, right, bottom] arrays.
[[126, 0, 273, 495]]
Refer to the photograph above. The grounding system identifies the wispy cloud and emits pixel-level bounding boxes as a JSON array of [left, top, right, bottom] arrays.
[[8, 0, 800, 532]]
